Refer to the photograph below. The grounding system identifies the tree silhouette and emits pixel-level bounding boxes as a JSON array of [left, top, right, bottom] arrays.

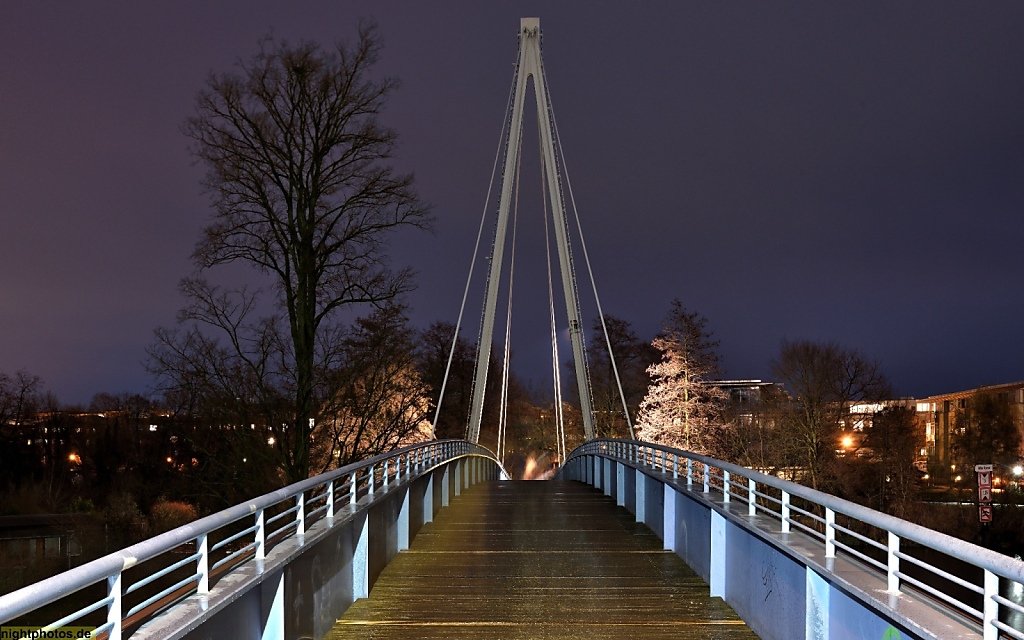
[[158, 26, 430, 482]]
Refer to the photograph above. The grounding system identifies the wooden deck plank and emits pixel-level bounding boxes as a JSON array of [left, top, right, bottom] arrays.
[[326, 480, 759, 639]]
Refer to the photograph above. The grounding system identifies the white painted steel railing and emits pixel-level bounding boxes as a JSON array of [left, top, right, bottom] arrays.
[[570, 438, 1024, 640], [0, 439, 491, 639]]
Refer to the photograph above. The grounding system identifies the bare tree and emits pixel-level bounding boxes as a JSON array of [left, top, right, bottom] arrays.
[[311, 305, 431, 473], [0, 370, 43, 492], [636, 302, 726, 454], [587, 315, 657, 439], [416, 322, 475, 440], [167, 26, 430, 482], [721, 383, 797, 475], [771, 340, 890, 491], [951, 390, 1022, 474], [863, 404, 923, 518], [0, 369, 41, 427]]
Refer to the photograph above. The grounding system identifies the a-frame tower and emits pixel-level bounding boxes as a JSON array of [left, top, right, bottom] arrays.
[[466, 18, 595, 444]]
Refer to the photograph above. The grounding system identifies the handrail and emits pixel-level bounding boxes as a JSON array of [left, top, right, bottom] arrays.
[[569, 438, 1024, 640], [0, 439, 495, 638]]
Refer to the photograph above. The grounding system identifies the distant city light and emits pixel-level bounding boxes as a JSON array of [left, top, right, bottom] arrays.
[[849, 403, 885, 414], [1014, 465, 1023, 477], [955, 475, 962, 483], [841, 436, 853, 448], [166, 457, 173, 463], [267, 436, 275, 446]]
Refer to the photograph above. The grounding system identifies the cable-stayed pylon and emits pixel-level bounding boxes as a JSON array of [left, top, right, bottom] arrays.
[[466, 17, 596, 444]]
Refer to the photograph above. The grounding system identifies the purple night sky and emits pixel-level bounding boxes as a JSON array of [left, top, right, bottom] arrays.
[[2, 3, 1023, 406]]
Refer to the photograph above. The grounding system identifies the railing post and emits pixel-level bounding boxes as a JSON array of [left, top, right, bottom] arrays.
[[383, 459, 390, 488], [106, 571, 122, 640], [255, 508, 266, 560], [825, 508, 835, 557], [349, 471, 357, 505], [327, 479, 335, 519], [197, 533, 209, 594], [673, 453, 679, 480], [983, 569, 999, 640], [368, 463, 375, 495], [748, 478, 756, 516], [781, 491, 791, 533], [687, 458, 693, 486], [296, 492, 305, 536], [887, 531, 900, 592], [703, 463, 710, 493], [723, 470, 731, 503]]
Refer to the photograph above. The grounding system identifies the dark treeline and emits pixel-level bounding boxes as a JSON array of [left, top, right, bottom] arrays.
[[3, 296, 1024, 593]]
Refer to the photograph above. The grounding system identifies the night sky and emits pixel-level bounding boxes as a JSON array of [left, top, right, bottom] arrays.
[[2, 3, 1023, 406]]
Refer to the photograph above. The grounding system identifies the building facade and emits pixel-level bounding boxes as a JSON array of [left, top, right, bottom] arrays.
[[914, 381, 1024, 479]]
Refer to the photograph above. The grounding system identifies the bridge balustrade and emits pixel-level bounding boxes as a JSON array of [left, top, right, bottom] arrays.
[[562, 438, 1024, 640], [0, 440, 502, 640]]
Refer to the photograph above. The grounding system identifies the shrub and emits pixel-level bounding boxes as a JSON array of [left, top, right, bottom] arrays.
[[149, 501, 198, 534], [68, 496, 95, 513], [105, 492, 148, 543]]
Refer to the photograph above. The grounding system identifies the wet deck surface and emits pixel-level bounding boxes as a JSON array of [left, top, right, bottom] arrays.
[[326, 480, 758, 639]]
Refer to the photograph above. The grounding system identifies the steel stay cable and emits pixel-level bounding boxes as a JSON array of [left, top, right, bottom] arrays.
[[430, 57, 519, 438], [497, 126, 524, 462], [544, 75, 635, 439], [540, 136, 566, 461]]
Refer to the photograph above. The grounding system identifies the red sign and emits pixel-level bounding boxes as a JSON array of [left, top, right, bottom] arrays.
[[979, 486, 992, 503], [977, 470, 992, 487], [979, 505, 993, 523]]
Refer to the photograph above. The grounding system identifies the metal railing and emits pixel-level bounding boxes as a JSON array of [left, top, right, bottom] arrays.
[[0, 439, 492, 640], [569, 438, 1024, 640]]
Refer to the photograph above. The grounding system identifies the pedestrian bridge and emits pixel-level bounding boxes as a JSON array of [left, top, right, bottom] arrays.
[[2, 440, 1023, 640]]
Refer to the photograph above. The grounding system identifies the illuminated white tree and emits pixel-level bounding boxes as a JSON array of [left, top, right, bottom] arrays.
[[636, 302, 726, 454]]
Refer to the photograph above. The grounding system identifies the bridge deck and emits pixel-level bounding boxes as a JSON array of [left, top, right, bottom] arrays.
[[327, 480, 757, 639]]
